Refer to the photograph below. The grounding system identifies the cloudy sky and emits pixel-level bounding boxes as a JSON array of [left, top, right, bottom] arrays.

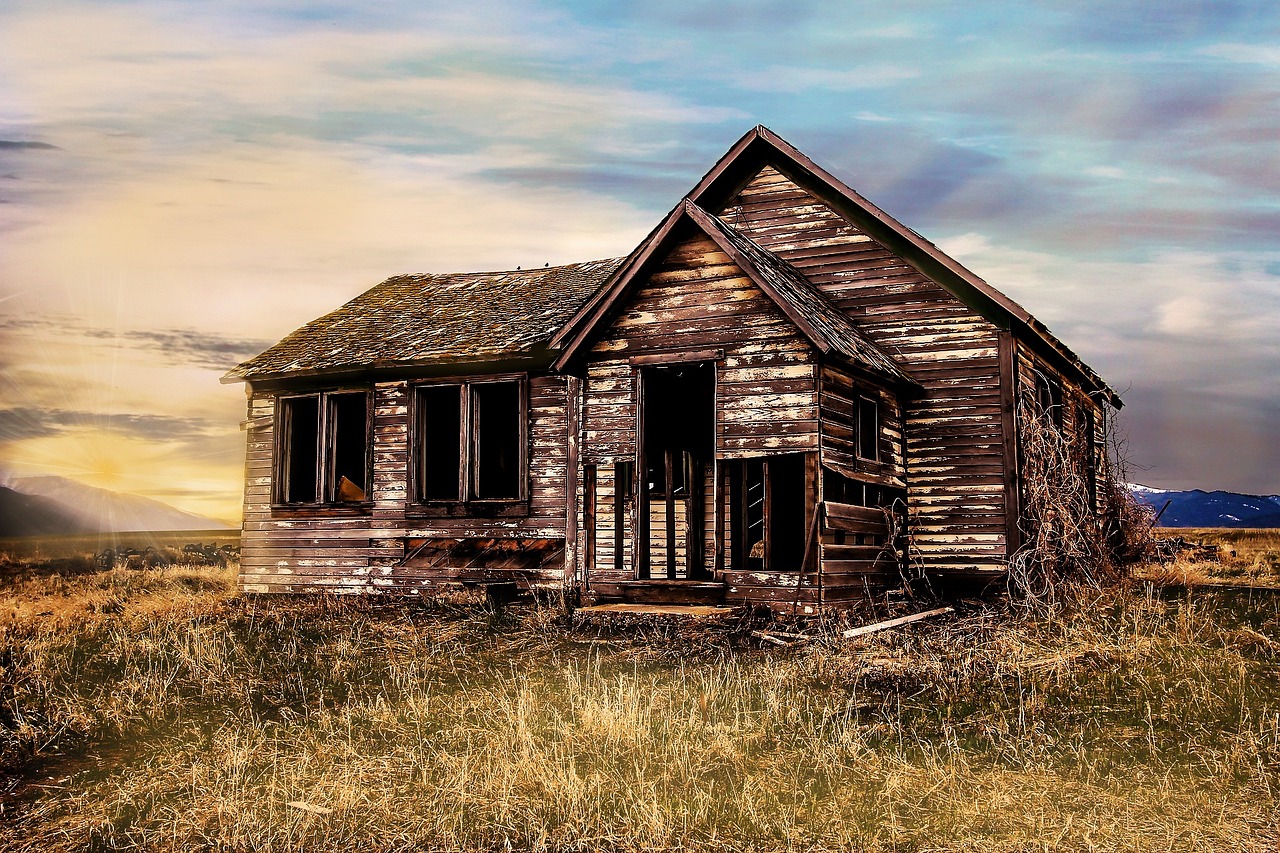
[[1, 0, 1278, 522]]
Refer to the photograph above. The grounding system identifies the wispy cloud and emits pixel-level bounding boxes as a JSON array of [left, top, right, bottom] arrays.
[[1198, 42, 1280, 65], [0, 0, 1277, 504]]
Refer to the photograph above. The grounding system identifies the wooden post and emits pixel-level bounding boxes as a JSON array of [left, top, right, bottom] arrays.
[[614, 462, 627, 577], [998, 330, 1023, 557], [665, 448, 677, 579], [713, 458, 725, 576], [686, 455, 705, 578], [564, 376, 581, 584], [634, 371, 650, 580], [729, 461, 744, 571], [583, 464, 596, 590]]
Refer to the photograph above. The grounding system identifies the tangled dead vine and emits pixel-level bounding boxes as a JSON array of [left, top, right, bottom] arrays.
[[1007, 374, 1150, 610]]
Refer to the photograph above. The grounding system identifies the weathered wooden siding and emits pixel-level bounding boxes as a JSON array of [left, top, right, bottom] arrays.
[[818, 360, 905, 484], [239, 374, 573, 594], [720, 166, 1008, 576], [583, 232, 820, 462]]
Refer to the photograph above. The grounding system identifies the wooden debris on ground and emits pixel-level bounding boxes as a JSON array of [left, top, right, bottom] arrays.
[[286, 801, 332, 816], [841, 606, 954, 639], [750, 628, 815, 646]]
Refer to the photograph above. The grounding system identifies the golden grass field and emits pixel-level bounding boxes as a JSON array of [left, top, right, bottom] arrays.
[[1, 529, 1278, 852]]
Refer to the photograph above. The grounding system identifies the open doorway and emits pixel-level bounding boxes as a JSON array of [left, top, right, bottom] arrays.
[[637, 361, 715, 580]]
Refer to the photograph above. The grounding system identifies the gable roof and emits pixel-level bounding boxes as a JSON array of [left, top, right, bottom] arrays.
[[684, 126, 1122, 408], [223, 259, 621, 383], [551, 200, 915, 389]]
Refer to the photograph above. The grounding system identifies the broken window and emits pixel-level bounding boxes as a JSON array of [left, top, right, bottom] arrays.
[[276, 390, 370, 505], [472, 381, 522, 500], [418, 385, 463, 501], [856, 396, 879, 462], [1034, 373, 1064, 428], [732, 454, 808, 573], [414, 378, 525, 504]]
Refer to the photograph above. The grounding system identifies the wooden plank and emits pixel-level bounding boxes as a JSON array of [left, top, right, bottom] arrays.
[[824, 501, 889, 525], [583, 464, 596, 587], [841, 607, 954, 639]]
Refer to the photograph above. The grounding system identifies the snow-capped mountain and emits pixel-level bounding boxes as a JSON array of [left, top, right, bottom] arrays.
[[1129, 484, 1280, 528]]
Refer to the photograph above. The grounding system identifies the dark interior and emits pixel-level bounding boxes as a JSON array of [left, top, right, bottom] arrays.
[[472, 381, 521, 500], [327, 392, 368, 500], [417, 384, 462, 501], [765, 453, 807, 570], [281, 396, 319, 503]]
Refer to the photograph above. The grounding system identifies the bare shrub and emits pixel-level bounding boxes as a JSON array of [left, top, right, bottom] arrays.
[[1007, 377, 1139, 609]]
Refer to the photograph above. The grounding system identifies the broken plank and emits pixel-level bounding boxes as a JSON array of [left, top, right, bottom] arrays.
[[841, 606, 954, 639]]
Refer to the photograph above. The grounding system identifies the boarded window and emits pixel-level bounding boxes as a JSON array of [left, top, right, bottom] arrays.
[[276, 391, 369, 505], [856, 396, 879, 462], [414, 378, 525, 504]]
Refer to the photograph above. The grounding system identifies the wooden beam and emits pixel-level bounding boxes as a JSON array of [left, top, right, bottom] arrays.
[[613, 462, 627, 577], [998, 330, 1023, 558], [841, 606, 954, 639], [713, 459, 725, 576], [628, 349, 724, 367], [564, 375, 581, 583], [583, 464, 596, 589]]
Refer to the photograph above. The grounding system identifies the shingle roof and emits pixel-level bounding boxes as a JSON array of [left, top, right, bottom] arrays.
[[224, 259, 623, 382]]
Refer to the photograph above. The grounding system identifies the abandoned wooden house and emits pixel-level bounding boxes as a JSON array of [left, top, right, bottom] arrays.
[[224, 126, 1121, 611]]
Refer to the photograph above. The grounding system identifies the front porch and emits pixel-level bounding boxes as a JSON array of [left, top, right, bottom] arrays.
[[582, 451, 904, 612]]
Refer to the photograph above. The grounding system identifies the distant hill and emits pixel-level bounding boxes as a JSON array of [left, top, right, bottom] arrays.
[[1130, 485, 1280, 528], [2, 475, 232, 534], [0, 486, 102, 536]]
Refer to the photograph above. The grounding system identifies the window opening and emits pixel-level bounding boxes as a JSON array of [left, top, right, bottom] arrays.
[[766, 454, 807, 570], [857, 396, 879, 462], [417, 385, 463, 501], [276, 391, 369, 506], [413, 378, 524, 504], [281, 396, 320, 503], [1034, 373, 1064, 428], [472, 381, 522, 500], [328, 393, 369, 502]]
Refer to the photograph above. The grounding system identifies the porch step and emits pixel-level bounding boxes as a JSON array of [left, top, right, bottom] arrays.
[[576, 603, 736, 619], [614, 580, 727, 605]]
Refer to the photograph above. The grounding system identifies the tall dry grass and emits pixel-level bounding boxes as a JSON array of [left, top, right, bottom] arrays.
[[2, 558, 1279, 851]]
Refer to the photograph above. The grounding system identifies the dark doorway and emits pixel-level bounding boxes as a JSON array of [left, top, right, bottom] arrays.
[[638, 362, 715, 580]]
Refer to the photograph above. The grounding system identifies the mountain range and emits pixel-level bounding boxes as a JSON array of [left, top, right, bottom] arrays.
[[1130, 485, 1280, 528], [0, 475, 232, 536]]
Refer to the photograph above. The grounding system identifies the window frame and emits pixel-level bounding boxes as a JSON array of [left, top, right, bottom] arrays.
[[855, 394, 880, 463], [1034, 372, 1064, 428], [409, 373, 529, 516], [272, 388, 373, 511]]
